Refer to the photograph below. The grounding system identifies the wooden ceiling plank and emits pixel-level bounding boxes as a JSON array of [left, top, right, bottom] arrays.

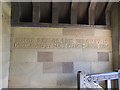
[[71, 2, 78, 24], [89, 2, 97, 25], [32, 2, 40, 23]]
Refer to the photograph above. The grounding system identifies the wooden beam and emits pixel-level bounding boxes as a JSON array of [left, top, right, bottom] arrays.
[[11, 2, 21, 23], [89, 2, 97, 25], [95, 2, 106, 24], [52, 2, 59, 24], [77, 2, 89, 24], [32, 2, 40, 23], [71, 2, 78, 24], [105, 2, 114, 28]]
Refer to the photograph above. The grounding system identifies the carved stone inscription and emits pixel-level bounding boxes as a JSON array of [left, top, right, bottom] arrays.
[[13, 37, 110, 49]]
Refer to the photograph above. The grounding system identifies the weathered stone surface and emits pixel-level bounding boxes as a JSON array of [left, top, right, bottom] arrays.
[[12, 37, 111, 50], [109, 52, 113, 70], [94, 29, 111, 37], [53, 51, 97, 62], [111, 3, 120, 70], [1, 2, 11, 88], [12, 27, 63, 37], [57, 74, 77, 88], [91, 62, 111, 73], [10, 62, 42, 76], [63, 28, 94, 36], [9, 27, 112, 88], [43, 62, 62, 73], [38, 52, 53, 62], [2, 62, 9, 78], [73, 62, 91, 74], [9, 76, 29, 88], [62, 62, 73, 73], [11, 49, 37, 63], [98, 52, 109, 61], [30, 74, 57, 88]]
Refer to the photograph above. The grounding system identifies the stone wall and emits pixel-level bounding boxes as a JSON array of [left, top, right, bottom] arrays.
[[9, 27, 112, 88], [0, 2, 11, 89], [111, 2, 120, 70], [111, 2, 120, 88]]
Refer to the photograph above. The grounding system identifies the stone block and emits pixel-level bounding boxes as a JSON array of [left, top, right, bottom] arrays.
[[62, 62, 73, 73], [10, 62, 42, 76], [98, 52, 109, 61], [2, 76, 8, 88], [30, 74, 57, 87], [94, 29, 111, 37], [9, 75, 29, 88], [43, 62, 62, 73], [38, 52, 53, 62], [82, 37, 112, 52], [53, 51, 97, 62], [57, 74, 77, 88], [11, 49, 37, 63], [73, 61, 91, 74], [63, 28, 94, 36], [12, 27, 63, 37], [91, 62, 111, 73]]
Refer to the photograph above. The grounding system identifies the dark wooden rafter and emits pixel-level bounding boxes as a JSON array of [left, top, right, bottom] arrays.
[[77, 2, 89, 24], [11, 2, 116, 26], [95, 2, 106, 25], [32, 2, 40, 23], [89, 2, 97, 25], [39, 2, 52, 23], [59, 2, 71, 23], [71, 2, 78, 24], [11, 2, 21, 23], [105, 2, 115, 28], [52, 2, 59, 24]]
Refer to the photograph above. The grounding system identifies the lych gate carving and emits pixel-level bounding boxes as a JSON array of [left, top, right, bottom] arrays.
[[13, 37, 111, 49]]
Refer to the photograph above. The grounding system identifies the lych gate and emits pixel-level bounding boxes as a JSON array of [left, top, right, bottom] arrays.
[[1, 1, 120, 89]]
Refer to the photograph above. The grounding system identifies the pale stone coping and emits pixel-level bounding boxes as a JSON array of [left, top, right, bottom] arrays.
[[11, 27, 111, 37], [11, 26, 111, 30], [12, 28, 63, 37]]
